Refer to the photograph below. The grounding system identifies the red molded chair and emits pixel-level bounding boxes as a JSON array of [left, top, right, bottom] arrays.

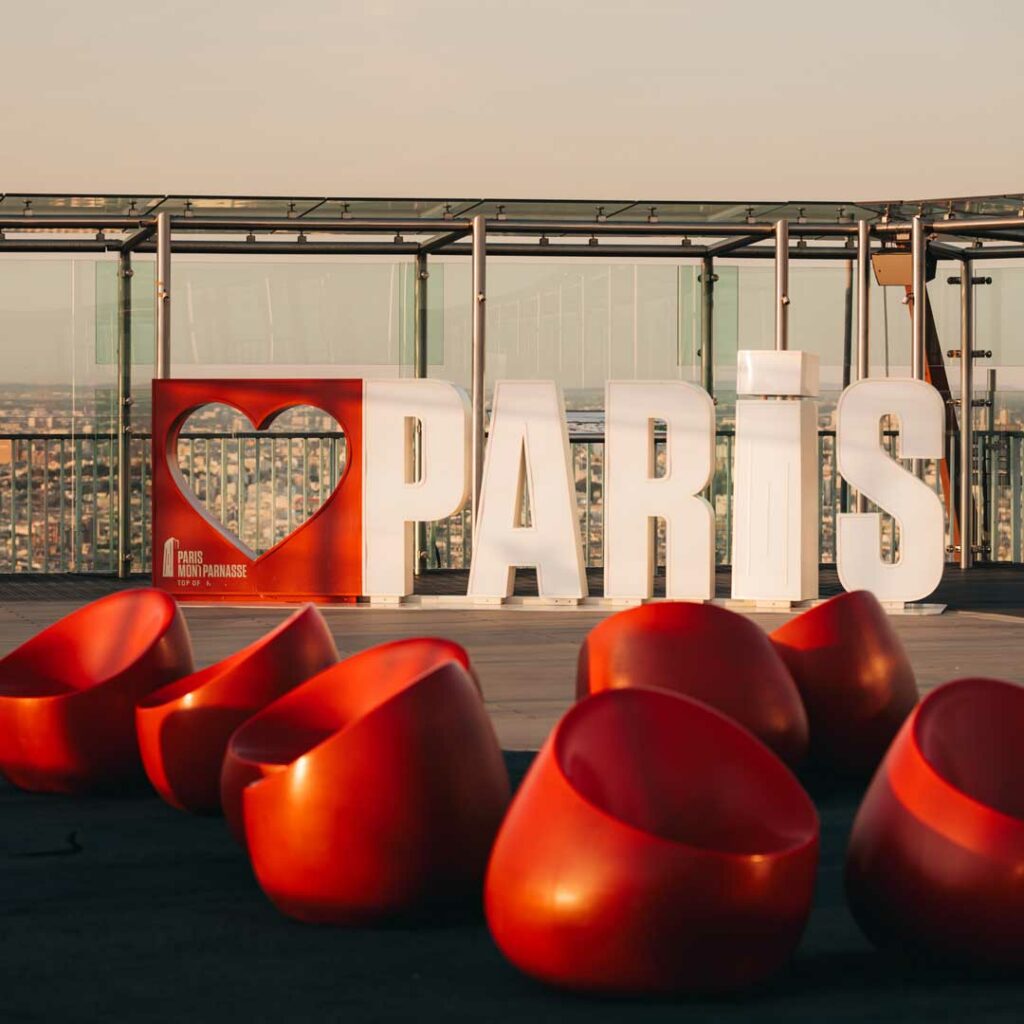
[[221, 638, 510, 924], [136, 604, 338, 813], [576, 602, 808, 766], [846, 677, 1024, 967], [771, 590, 917, 775], [485, 688, 819, 994], [0, 588, 193, 793]]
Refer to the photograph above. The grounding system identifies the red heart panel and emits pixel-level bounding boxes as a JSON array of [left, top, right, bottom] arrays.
[[152, 379, 363, 601]]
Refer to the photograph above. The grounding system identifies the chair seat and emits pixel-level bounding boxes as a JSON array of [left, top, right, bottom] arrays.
[[136, 604, 338, 813], [221, 637, 510, 924], [772, 589, 918, 775], [847, 676, 1024, 967], [577, 601, 808, 766], [486, 687, 819, 994], [0, 589, 194, 793]]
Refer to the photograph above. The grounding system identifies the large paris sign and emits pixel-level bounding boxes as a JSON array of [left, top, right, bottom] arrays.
[[152, 350, 945, 606]]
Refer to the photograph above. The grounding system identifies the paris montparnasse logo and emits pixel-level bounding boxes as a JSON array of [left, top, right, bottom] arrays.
[[162, 537, 179, 579], [160, 536, 247, 581]]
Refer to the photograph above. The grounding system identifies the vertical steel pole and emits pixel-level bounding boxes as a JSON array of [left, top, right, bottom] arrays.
[[117, 248, 133, 578], [155, 212, 171, 379], [910, 216, 927, 480], [911, 216, 926, 380], [840, 257, 853, 512], [1012, 435, 1022, 563], [842, 260, 854, 390], [415, 252, 429, 380], [855, 220, 871, 512], [471, 216, 487, 515], [775, 220, 789, 351], [414, 251, 429, 573], [700, 255, 715, 399], [856, 221, 871, 380], [959, 271, 973, 568], [987, 367, 997, 559]]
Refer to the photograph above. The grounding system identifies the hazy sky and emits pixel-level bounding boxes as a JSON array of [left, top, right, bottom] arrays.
[[3, 0, 1022, 202]]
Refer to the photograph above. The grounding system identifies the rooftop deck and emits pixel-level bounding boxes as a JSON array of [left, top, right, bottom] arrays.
[[2, 565, 1022, 748], [2, 567, 1023, 1021]]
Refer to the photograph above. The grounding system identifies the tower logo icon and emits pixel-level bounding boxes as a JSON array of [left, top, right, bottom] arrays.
[[162, 537, 179, 579]]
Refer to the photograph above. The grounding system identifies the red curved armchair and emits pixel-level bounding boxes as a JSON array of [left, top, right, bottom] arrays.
[[221, 638, 510, 924], [846, 677, 1024, 967], [576, 602, 808, 766], [485, 688, 819, 994], [771, 590, 917, 775], [0, 588, 193, 793], [136, 604, 338, 813]]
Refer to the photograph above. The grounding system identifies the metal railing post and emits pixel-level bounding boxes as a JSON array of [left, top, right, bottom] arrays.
[[700, 255, 715, 398], [116, 248, 133, 578], [775, 220, 789, 351], [987, 368, 998, 559], [156, 212, 171, 379], [840, 256, 853, 512], [910, 216, 928, 480], [471, 215, 487, 516], [856, 220, 871, 383], [414, 251, 430, 572], [959, 271, 974, 568], [842, 259, 854, 392], [1013, 435, 1022, 563], [855, 219, 871, 512], [911, 216, 926, 380]]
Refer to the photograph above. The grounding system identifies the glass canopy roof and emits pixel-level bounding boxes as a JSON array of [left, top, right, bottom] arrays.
[[1, 193, 1022, 224]]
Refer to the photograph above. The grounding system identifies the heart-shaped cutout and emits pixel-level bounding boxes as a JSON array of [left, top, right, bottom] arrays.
[[175, 403, 348, 558]]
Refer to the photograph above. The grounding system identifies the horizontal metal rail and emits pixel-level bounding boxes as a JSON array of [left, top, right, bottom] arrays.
[[1, 427, 1009, 575], [1, 214, 1022, 263]]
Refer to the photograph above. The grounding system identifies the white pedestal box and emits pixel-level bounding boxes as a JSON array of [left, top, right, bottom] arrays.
[[737, 350, 820, 398]]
